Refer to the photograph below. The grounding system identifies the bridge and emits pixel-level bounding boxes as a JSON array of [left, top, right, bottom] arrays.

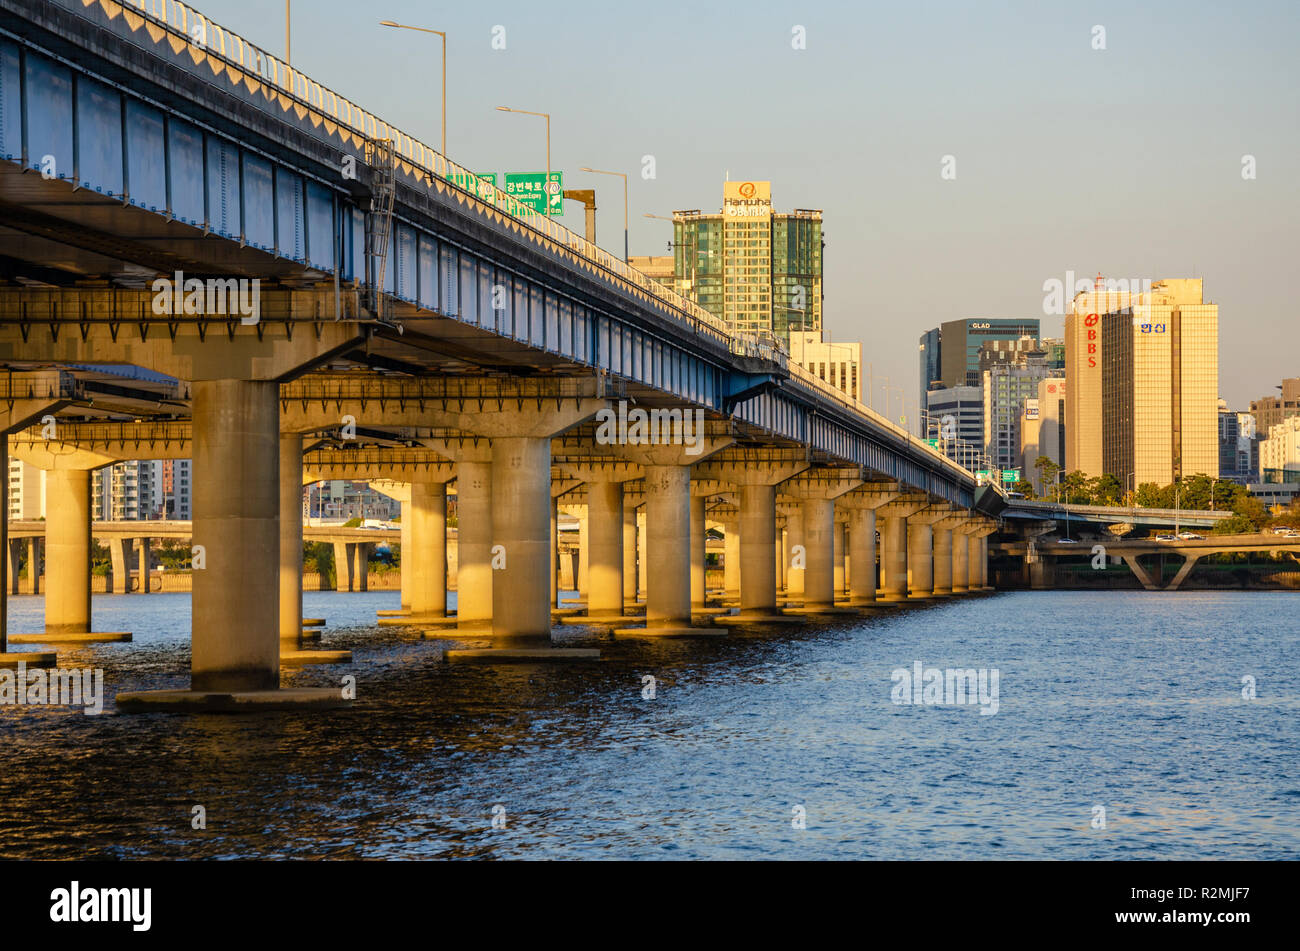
[[998, 499, 1234, 531], [994, 534, 1300, 591], [0, 0, 1001, 710]]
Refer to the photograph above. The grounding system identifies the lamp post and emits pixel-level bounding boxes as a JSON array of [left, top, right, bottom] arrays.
[[285, 1, 291, 65], [581, 167, 628, 263], [381, 21, 447, 157], [497, 106, 551, 201]]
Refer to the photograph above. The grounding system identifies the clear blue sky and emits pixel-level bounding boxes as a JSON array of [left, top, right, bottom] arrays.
[[197, 0, 1297, 414]]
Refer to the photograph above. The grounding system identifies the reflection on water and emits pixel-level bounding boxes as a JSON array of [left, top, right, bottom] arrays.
[[1, 590, 1297, 859]]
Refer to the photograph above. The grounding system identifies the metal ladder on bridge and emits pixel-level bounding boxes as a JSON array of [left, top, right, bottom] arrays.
[[364, 139, 397, 324]]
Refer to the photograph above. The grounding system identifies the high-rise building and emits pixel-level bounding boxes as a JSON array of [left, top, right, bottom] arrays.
[[984, 361, 1053, 472], [1260, 417, 1300, 484], [1089, 279, 1219, 486], [7, 458, 44, 519], [938, 318, 1041, 389], [1219, 403, 1259, 485], [91, 459, 192, 520], [671, 182, 822, 343], [924, 385, 986, 470], [918, 327, 942, 419], [627, 255, 674, 288], [1021, 378, 1066, 496], [1250, 377, 1300, 435], [789, 330, 861, 402]]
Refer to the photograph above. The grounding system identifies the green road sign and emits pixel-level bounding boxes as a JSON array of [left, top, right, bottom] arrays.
[[503, 172, 563, 216], [445, 171, 498, 202], [1002, 468, 1021, 484]]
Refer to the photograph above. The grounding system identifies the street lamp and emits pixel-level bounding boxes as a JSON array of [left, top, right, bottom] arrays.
[[381, 21, 448, 157], [497, 106, 551, 190], [285, 1, 291, 65], [581, 167, 628, 262]]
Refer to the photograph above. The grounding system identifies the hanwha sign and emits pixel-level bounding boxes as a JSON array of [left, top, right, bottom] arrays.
[[738, 182, 756, 199]]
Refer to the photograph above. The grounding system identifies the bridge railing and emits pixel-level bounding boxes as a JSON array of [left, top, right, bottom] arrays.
[[106, 0, 731, 347]]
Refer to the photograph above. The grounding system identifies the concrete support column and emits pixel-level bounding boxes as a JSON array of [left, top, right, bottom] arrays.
[[333, 542, 353, 591], [777, 525, 788, 593], [352, 542, 369, 592], [690, 495, 707, 609], [45, 469, 92, 634], [952, 530, 970, 592], [191, 378, 280, 692], [109, 537, 133, 594], [740, 484, 777, 615], [550, 496, 559, 607], [400, 500, 412, 609], [136, 537, 152, 593], [785, 508, 805, 596], [22, 538, 41, 595], [586, 480, 624, 617], [980, 536, 990, 588], [576, 508, 589, 600], [722, 518, 740, 598], [644, 465, 691, 626], [636, 509, 647, 597], [848, 508, 877, 603], [802, 498, 835, 610], [279, 438, 303, 648], [623, 504, 639, 602], [489, 437, 551, 643], [880, 516, 908, 601], [969, 534, 983, 589], [833, 521, 847, 597], [409, 481, 448, 618], [908, 522, 934, 597], [933, 528, 953, 595], [5, 540, 17, 596], [456, 461, 493, 625]]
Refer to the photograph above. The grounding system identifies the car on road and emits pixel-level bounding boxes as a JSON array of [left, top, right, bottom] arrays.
[[1056, 538, 1078, 544], [1177, 532, 1206, 540], [1155, 534, 1178, 541]]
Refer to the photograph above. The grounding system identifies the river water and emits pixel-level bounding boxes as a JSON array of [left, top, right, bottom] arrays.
[[1, 590, 1296, 859]]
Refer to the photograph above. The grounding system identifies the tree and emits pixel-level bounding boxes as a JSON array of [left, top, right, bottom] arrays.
[[1011, 479, 1035, 498], [1135, 482, 1171, 508], [1212, 514, 1254, 536], [1034, 456, 1061, 498], [1089, 473, 1123, 506], [1060, 470, 1091, 505]]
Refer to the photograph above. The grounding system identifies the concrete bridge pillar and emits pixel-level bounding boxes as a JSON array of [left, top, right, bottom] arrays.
[[409, 481, 448, 618], [933, 527, 953, 595], [879, 516, 909, 600], [740, 484, 778, 615], [333, 541, 354, 591], [279, 434, 305, 649], [690, 495, 707, 609], [550, 495, 559, 607], [952, 526, 970, 592], [777, 519, 788, 594], [847, 508, 877, 603], [586, 480, 625, 618], [352, 542, 370, 592], [45, 469, 93, 634], [137, 537, 152, 593], [456, 460, 493, 628], [623, 502, 639, 603], [968, 533, 983, 589], [722, 517, 740, 599], [981, 535, 991, 588], [190, 378, 281, 692], [108, 537, 133, 594], [400, 500, 412, 609], [833, 519, 847, 597], [5, 539, 20, 596], [801, 498, 836, 611], [907, 522, 935, 597], [642, 465, 692, 627], [489, 437, 551, 644], [22, 537, 41, 595], [636, 508, 647, 599], [576, 507, 589, 601], [785, 507, 805, 596]]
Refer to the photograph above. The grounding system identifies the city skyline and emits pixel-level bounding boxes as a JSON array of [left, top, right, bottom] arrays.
[[193, 0, 1297, 411]]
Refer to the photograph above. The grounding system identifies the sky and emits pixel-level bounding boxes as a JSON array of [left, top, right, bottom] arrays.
[[194, 0, 1298, 416]]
